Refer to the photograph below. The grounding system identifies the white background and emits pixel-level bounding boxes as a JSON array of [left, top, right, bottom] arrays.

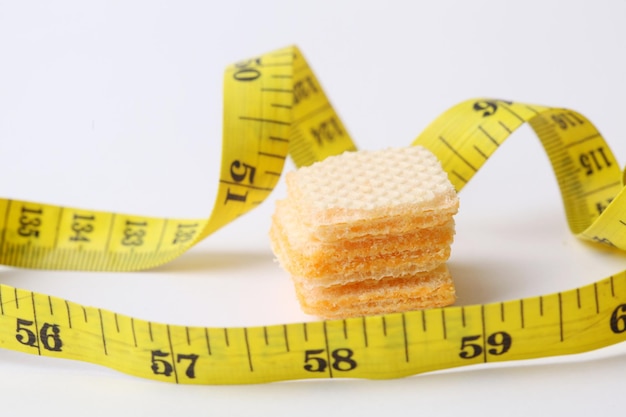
[[1, 0, 626, 415]]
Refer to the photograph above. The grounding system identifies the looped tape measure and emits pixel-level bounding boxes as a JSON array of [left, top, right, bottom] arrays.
[[1, 45, 625, 384]]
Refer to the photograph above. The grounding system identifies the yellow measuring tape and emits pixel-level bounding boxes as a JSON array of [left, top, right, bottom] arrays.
[[1, 45, 626, 384]]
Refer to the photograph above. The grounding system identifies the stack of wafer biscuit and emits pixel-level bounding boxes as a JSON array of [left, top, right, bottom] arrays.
[[270, 146, 459, 319]]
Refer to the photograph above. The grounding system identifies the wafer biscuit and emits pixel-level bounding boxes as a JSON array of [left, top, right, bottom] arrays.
[[293, 265, 454, 319], [271, 199, 455, 257], [269, 145, 459, 319], [269, 200, 454, 285], [285, 146, 458, 240]]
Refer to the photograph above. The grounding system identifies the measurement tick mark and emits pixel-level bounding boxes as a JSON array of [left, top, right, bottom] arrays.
[[474, 145, 488, 159], [244, 328, 254, 372], [99, 309, 108, 355], [131, 318, 137, 347], [481, 305, 487, 363], [323, 322, 334, 378], [239, 116, 291, 126], [0, 200, 12, 254], [563, 134, 601, 149], [362, 317, 369, 347], [154, 219, 168, 254], [402, 313, 409, 363], [498, 120, 512, 133], [65, 300, 72, 328], [261, 88, 293, 94], [271, 103, 292, 109], [30, 292, 42, 356], [104, 214, 116, 252], [611, 276, 615, 298], [52, 207, 64, 249], [451, 170, 468, 185], [461, 307, 466, 327], [166, 326, 179, 384], [269, 136, 289, 143], [441, 309, 447, 339], [478, 126, 499, 146], [581, 181, 621, 198], [258, 151, 287, 160], [525, 105, 540, 115], [283, 325, 290, 352], [219, 180, 273, 191], [261, 62, 294, 67], [558, 293, 564, 342], [205, 328, 212, 355], [500, 103, 525, 122], [439, 136, 477, 172]]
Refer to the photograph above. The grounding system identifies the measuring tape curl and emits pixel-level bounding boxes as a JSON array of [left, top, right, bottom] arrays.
[[1, 46, 626, 384]]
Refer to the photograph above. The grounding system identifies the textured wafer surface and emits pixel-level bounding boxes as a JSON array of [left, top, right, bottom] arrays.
[[293, 265, 455, 319], [269, 199, 455, 284], [272, 224, 452, 285], [286, 145, 459, 228], [271, 199, 455, 256]]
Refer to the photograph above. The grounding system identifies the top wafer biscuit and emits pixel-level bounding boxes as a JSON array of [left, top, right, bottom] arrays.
[[286, 146, 459, 228]]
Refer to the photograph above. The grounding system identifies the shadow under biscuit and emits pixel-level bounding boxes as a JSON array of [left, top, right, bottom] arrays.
[[448, 260, 533, 306], [150, 249, 275, 273]]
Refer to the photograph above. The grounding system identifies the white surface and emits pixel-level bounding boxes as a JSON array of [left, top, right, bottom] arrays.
[[1, 0, 626, 415]]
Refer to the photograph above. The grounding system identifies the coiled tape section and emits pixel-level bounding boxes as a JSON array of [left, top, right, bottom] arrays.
[[0, 46, 625, 384]]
